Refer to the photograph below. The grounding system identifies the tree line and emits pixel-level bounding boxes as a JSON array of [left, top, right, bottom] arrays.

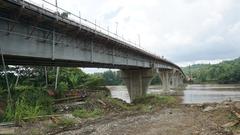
[[182, 57, 240, 84]]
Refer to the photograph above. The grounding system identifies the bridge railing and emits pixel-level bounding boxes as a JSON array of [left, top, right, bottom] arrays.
[[20, 0, 167, 61]]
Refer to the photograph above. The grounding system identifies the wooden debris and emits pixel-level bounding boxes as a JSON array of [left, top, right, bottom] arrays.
[[232, 110, 240, 119], [97, 99, 106, 106], [0, 127, 15, 135], [22, 114, 62, 121], [221, 121, 239, 128], [54, 96, 85, 104], [50, 117, 60, 124], [0, 122, 15, 127]]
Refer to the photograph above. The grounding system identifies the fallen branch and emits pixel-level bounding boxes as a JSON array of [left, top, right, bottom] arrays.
[[97, 99, 106, 106], [22, 114, 62, 121], [221, 121, 239, 128], [54, 96, 86, 104], [0, 122, 15, 127]]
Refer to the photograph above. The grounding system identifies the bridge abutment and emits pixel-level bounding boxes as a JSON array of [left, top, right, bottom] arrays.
[[121, 69, 156, 102]]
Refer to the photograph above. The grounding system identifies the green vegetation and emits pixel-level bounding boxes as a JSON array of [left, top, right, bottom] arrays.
[[4, 98, 44, 122], [3, 86, 53, 122], [182, 57, 240, 84], [0, 66, 105, 122], [94, 70, 122, 85], [56, 117, 77, 127], [105, 95, 177, 113], [95, 70, 162, 85], [0, 65, 177, 124]]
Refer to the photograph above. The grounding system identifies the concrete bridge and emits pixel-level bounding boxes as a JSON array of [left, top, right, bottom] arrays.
[[0, 0, 185, 101]]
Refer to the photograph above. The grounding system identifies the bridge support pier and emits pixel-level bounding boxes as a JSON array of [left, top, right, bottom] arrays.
[[121, 69, 156, 102], [174, 75, 184, 89], [178, 77, 184, 87], [171, 76, 178, 89], [159, 70, 172, 91]]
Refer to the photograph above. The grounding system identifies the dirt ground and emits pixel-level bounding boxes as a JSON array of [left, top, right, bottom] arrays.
[[56, 104, 238, 135], [1, 100, 239, 135]]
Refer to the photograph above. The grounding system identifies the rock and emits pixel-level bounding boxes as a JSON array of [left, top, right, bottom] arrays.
[[203, 106, 215, 112], [63, 114, 75, 119], [222, 99, 232, 105], [233, 130, 240, 135], [221, 121, 239, 128], [234, 102, 240, 110], [0, 127, 15, 134], [192, 130, 200, 135]]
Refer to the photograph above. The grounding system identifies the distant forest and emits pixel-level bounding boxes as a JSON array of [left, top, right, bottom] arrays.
[[182, 57, 240, 84], [95, 71, 161, 86]]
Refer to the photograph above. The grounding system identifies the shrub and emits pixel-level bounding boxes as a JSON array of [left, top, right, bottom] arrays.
[[83, 76, 104, 89], [57, 117, 76, 127], [3, 86, 54, 122], [4, 98, 45, 122], [57, 82, 69, 98]]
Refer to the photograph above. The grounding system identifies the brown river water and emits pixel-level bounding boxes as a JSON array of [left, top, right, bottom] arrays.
[[107, 84, 240, 104]]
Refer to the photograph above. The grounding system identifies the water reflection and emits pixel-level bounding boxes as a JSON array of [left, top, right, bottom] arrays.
[[107, 84, 240, 104]]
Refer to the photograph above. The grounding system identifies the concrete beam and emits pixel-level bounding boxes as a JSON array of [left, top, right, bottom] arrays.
[[121, 69, 156, 102]]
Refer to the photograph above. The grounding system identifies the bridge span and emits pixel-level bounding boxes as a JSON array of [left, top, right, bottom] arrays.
[[0, 0, 185, 101]]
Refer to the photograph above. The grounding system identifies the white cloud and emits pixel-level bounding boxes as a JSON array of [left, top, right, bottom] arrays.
[[206, 36, 224, 44], [228, 22, 240, 34]]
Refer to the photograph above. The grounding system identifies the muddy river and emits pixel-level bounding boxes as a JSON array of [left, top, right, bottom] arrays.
[[107, 84, 240, 104]]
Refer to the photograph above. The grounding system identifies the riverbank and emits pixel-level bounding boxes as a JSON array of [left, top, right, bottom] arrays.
[[0, 90, 179, 134], [1, 93, 240, 135], [57, 102, 240, 135]]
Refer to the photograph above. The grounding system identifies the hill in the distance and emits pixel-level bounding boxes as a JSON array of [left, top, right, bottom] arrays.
[[181, 57, 240, 84]]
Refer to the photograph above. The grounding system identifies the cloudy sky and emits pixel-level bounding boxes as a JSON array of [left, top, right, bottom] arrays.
[[33, 0, 240, 68]]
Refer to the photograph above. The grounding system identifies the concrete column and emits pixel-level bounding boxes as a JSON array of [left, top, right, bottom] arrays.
[[175, 76, 179, 88], [171, 76, 177, 89], [159, 70, 172, 91], [179, 77, 184, 86], [121, 69, 156, 102]]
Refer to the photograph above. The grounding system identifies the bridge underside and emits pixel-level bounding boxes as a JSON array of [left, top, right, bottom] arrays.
[[0, 0, 185, 102], [2, 55, 145, 69]]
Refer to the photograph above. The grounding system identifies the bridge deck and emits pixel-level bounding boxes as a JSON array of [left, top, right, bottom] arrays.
[[0, 0, 184, 76]]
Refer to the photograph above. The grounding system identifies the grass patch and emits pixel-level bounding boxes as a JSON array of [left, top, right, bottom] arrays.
[[4, 99, 45, 122], [30, 128, 42, 135], [105, 98, 131, 110], [47, 117, 76, 130], [227, 113, 238, 121], [57, 117, 76, 127], [72, 108, 103, 118], [133, 95, 177, 106], [2, 86, 54, 122], [102, 95, 177, 113]]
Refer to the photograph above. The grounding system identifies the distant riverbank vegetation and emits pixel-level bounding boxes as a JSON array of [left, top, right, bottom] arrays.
[[182, 57, 240, 84]]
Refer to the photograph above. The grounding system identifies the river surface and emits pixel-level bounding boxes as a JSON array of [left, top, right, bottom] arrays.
[[107, 84, 240, 104]]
